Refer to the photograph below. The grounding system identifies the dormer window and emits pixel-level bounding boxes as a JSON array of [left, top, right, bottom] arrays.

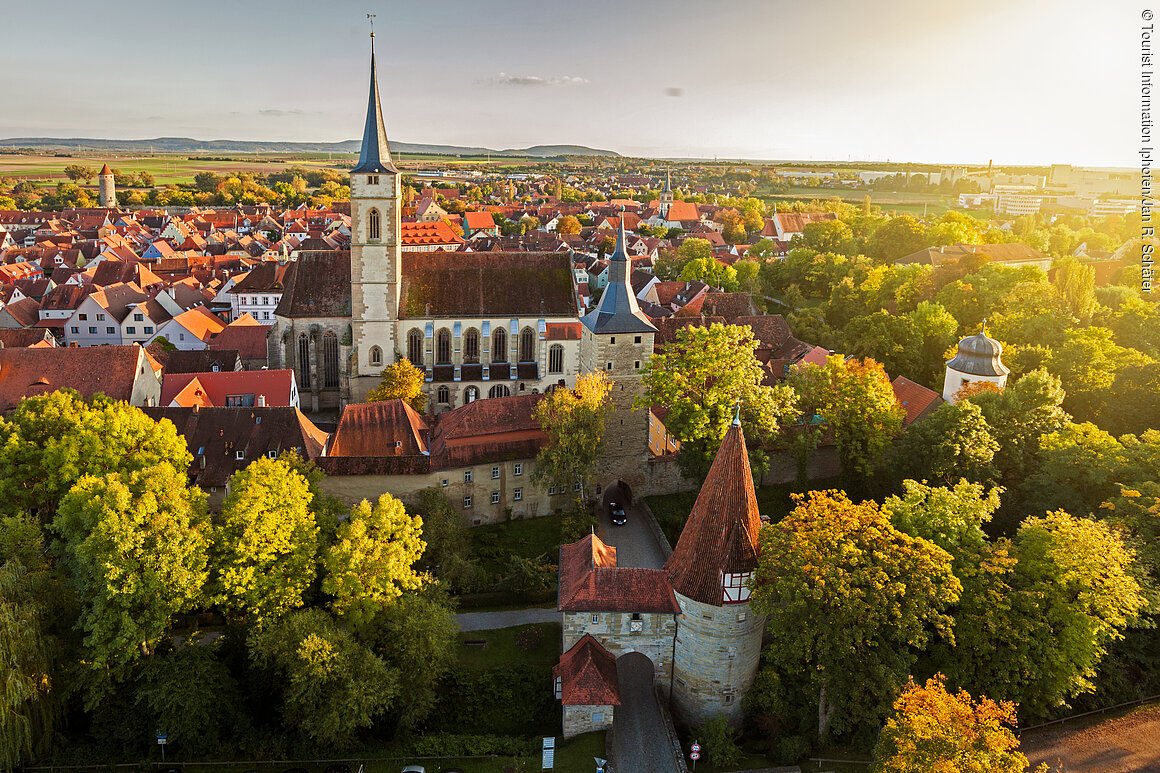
[[723, 572, 752, 603]]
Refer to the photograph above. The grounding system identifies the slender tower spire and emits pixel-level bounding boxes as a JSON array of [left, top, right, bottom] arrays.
[[353, 24, 398, 174]]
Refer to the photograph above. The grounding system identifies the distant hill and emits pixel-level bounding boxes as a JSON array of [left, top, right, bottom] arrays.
[[0, 136, 620, 158]]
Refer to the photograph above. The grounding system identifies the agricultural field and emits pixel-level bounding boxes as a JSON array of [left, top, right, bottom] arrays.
[[0, 152, 537, 186], [764, 185, 965, 217]]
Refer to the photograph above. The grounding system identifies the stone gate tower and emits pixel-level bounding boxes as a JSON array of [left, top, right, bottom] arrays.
[[580, 223, 657, 492], [665, 412, 766, 728], [348, 32, 402, 402], [98, 163, 116, 208]]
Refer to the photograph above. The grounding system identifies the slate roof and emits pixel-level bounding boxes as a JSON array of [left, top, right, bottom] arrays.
[[946, 328, 1010, 377], [559, 533, 680, 614], [553, 634, 621, 707], [351, 38, 398, 175], [275, 250, 352, 318], [580, 224, 657, 335], [400, 251, 576, 318], [164, 349, 239, 374], [664, 417, 762, 606], [230, 261, 289, 293]]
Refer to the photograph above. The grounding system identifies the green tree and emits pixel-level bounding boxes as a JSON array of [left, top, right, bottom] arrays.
[[787, 355, 904, 480], [532, 371, 613, 501], [412, 488, 480, 592], [53, 463, 209, 702], [639, 323, 797, 478], [751, 491, 960, 738], [212, 457, 318, 626], [1046, 327, 1153, 423], [360, 589, 458, 730], [868, 214, 930, 262], [322, 494, 428, 627], [1052, 257, 1099, 323], [801, 219, 854, 254], [62, 164, 97, 183], [0, 559, 55, 770], [134, 643, 247, 756], [965, 369, 1069, 485], [733, 259, 761, 292], [872, 675, 1038, 773], [679, 257, 739, 291], [884, 479, 1000, 559], [193, 171, 220, 192], [249, 608, 397, 745], [366, 358, 428, 412], [0, 391, 191, 519], [889, 401, 999, 485]]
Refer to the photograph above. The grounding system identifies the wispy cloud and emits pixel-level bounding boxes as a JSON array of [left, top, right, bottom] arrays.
[[258, 108, 307, 116], [491, 73, 588, 87]]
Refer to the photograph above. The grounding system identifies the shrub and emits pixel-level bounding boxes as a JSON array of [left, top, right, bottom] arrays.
[[700, 715, 743, 768]]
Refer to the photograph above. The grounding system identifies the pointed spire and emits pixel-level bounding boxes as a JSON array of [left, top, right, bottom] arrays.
[[579, 220, 656, 335], [99, 163, 113, 176], [664, 421, 762, 606], [663, 170, 672, 193], [352, 32, 398, 175]]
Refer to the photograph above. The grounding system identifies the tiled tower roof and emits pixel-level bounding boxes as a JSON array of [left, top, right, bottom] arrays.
[[352, 34, 398, 175], [664, 415, 762, 606]]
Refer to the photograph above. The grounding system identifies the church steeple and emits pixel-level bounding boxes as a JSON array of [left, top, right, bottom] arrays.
[[580, 222, 657, 335], [353, 33, 398, 174]]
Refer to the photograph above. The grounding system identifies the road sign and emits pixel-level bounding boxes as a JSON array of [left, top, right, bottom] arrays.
[[690, 751, 700, 761], [156, 734, 167, 745], [691, 743, 701, 753]]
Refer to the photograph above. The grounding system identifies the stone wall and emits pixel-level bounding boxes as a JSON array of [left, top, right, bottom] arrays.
[[318, 456, 561, 526], [563, 611, 677, 696], [670, 593, 766, 729], [562, 704, 614, 740]]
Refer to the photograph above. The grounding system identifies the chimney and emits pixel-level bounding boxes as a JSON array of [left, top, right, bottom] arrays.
[[257, 394, 266, 407]]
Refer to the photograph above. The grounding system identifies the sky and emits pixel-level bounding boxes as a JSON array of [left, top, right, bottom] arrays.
[[0, 0, 1140, 166]]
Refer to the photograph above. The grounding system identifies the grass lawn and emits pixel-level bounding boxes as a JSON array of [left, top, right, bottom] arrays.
[[457, 622, 561, 671], [552, 732, 607, 772], [469, 515, 564, 573]]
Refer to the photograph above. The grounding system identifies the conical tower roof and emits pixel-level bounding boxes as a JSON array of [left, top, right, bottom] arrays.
[[579, 222, 657, 335], [664, 414, 762, 606], [352, 34, 398, 175], [99, 163, 113, 176]]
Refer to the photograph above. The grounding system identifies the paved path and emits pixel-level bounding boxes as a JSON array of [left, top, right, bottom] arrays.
[[612, 653, 683, 773], [454, 606, 558, 632], [598, 488, 668, 570]]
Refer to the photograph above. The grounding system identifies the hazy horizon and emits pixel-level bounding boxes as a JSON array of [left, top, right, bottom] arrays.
[[1, 0, 1138, 167]]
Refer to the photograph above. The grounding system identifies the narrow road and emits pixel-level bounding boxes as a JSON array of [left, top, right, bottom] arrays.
[[598, 486, 668, 570], [613, 652, 683, 773], [455, 607, 558, 632]]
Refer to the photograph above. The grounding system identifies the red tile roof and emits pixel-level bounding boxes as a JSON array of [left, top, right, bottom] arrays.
[[464, 211, 498, 231], [401, 220, 465, 247], [208, 314, 269, 360], [664, 201, 700, 222], [328, 399, 430, 457], [553, 634, 621, 706], [559, 533, 680, 613], [161, 369, 295, 408], [891, 375, 944, 426], [0, 345, 152, 411], [545, 322, 582, 341], [664, 420, 762, 606], [400, 251, 576, 318]]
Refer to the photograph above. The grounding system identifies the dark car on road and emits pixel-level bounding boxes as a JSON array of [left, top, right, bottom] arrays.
[[608, 501, 627, 525]]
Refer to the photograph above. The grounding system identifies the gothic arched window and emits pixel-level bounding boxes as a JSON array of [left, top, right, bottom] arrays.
[[518, 327, 536, 362], [437, 385, 450, 405], [489, 384, 510, 398], [492, 328, 508, 363], [436, 328, 452, 365], [465, 386, 479, 403], [463, 328, 480, 364], [548, 344, 564, 374], [369, 345, 383, 368], [407, 329, 424, 367], [368, 208, 381, 241], [322, 331, 339, 388], [297, 333, 311, 389]]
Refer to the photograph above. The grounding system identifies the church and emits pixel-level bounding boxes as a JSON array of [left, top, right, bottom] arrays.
[[269, 36, 584, 411]]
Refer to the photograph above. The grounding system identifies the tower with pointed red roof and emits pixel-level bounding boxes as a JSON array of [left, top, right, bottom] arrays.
[[664, 410, 766, 727], [349, 30, 402, 402], [98, 163, 116, 208]]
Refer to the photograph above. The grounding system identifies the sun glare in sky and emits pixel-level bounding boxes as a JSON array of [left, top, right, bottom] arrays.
[[0, 0, 1138, 166]]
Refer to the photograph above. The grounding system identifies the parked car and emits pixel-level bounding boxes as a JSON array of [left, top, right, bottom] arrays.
[[608, 500, 627, 525], [400, 767, 426, 773]]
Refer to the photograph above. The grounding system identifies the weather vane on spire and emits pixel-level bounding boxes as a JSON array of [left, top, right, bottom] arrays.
[[366, 12, 376, 37]]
